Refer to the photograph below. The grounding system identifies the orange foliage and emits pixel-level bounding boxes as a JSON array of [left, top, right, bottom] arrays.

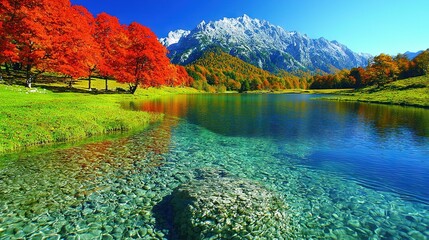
[[166, 64, 194, 87], [94, 13, 127, 79], [0, 0, 193, 91], [186, 48, 306, 92], [310, 51, 428, 89]]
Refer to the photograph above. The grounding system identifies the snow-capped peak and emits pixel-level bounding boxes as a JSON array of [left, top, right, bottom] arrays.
[[161, 15, 371, 73], [159, 29, 190, 47]]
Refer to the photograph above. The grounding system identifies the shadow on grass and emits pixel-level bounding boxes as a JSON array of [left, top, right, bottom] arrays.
[[37, 84, 131, 95]]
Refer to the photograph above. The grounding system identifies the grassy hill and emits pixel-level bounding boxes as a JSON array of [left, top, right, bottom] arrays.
[[186, 48, 306, 92], [326, 75, 429, 108]]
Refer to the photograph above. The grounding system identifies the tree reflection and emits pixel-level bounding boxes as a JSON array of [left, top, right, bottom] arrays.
[[0, 116, 179, 216], [132, 94, 429, 140]]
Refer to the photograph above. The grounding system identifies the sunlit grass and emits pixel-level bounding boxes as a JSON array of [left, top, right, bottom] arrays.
[[0, 83, 200, 153], [324, 75, 429, 108]]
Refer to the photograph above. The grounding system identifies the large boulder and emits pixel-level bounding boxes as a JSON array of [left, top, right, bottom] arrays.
[[169, 169, 291, 239]]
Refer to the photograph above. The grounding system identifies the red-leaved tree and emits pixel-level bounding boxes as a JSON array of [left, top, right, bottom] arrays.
[[1, 0, 194, 91], [166, 64, 194, 87], [114, 22, 171, 94], [0, 0, 19, 73], [48, 3, 99, 86], [0, 0, 96, 87], [73, 5, 101, 90], [94, 13, 128, 91], [0, 0, 52, 86]]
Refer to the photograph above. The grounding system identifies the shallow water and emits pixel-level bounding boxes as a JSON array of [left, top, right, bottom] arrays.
[[1, 94, 429, 239]]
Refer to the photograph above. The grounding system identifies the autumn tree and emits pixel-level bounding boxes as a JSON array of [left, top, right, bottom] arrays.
[[394, 54, 413, 79], [73, 5, 101, 90], [0, 0, 20, 75], [114, 22, 171, 94], [47, 2, 101, 87], [94, 13, 128, 91], [413, 50, 429, 76], [366, 54, 400, 86], [0, 0, 98, 87], [0, 0, 52, 87], [309, 50, 429, 90], [1, 0, 190, 91], [349, 67, 368, 88], [166, 64, 193, 87]]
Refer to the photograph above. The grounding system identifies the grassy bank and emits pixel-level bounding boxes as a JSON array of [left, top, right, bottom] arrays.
[[323, 75, 429, 108], [0, 83, 200, 153]]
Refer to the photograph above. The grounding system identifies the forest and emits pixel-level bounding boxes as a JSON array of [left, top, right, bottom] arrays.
[[185, 48, 429, 92], [0, 0, 192, 93], [186, 48, 310, 92], [310, 51, 429, 89]]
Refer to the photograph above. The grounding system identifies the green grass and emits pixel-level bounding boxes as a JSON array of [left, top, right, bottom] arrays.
[[323, 75, 429, 108], [0, 83, 200, 153]]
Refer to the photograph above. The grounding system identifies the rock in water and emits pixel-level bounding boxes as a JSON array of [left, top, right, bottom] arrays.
[[169, 168, 291, 239]]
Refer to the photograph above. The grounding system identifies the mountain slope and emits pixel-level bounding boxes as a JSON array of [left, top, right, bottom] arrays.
[[404, 50, 424, 60], [161, 15, 371, 73], [186, 48, 305, 92]]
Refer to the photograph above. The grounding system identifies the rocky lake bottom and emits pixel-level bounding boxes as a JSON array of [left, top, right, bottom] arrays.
[[1, 116, 428, 239]]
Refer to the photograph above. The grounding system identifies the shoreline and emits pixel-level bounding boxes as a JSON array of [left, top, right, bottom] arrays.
[[0, 84, 199, 154], [320, 95, 429, 109], [1, 74, 427, 153], [320, 75, 429, 109]]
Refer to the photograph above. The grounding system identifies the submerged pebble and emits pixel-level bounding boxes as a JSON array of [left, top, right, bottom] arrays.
[[0, 117, 428, 239], [347, 219, 361, 228], [167, 168, 292, 239], [408, 230, 427, 240]]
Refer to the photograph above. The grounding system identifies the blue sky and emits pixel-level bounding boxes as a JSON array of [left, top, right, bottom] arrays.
[[70, 0, 429, 55]]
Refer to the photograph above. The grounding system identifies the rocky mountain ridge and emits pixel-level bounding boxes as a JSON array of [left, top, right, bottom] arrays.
[[160, 14, 371, 73]]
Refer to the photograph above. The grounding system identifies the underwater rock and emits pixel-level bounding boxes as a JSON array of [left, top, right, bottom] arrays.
[[101, 233, 114, 240], [165, 168, 291, 239]]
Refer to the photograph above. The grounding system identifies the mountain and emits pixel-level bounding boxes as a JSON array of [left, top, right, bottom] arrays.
[[159, 29, 190, 47], [186, 47, 306, 92], [404, 50, 424, 60], [160, 14, 371, 73]]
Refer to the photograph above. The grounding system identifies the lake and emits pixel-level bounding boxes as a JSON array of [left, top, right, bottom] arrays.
[[1, 94, 429, 239]]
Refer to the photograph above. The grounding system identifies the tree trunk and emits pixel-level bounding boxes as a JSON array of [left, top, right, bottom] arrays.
[[88, 75, 92, 90], [25, 64, 32, 88], [129, 78, 141, 94], [129, 84, 138, 94], [68, 76, 73, 88], [26, 76, 32, 88], [4, 63, 10, 75], [105, 77, 108, 91]]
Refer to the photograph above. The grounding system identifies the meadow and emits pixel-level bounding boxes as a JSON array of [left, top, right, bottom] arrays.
[[0, 78, 199, 153], [324, 75, 429, 108], [1, 73, 427, 153]]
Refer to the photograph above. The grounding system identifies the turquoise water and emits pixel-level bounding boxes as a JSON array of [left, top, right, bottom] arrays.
[[1, 94, 429, 239]]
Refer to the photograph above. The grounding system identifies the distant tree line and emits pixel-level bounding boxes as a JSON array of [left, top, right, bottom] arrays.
[[310, 50, 429, 89]]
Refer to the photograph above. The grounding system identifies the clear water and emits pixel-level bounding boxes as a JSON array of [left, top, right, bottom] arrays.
[[1, 94, 429, 239]]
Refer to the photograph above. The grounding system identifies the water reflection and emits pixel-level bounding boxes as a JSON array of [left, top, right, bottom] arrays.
[[126, 94, 429, 203], [125, 94, 429, 140]]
